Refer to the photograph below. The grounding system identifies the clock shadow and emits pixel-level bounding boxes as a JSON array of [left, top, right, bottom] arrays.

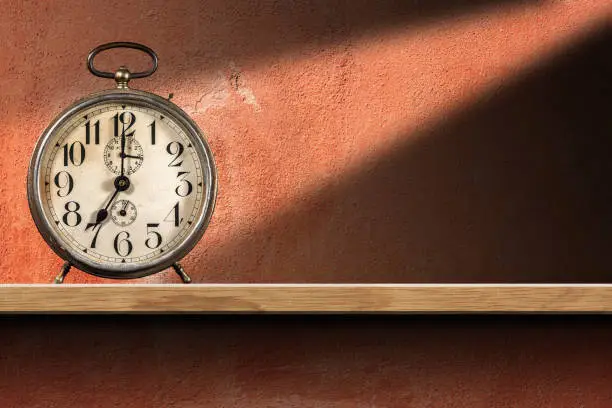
[[192, 24, 612, 283], [100, 178, 115, 193]]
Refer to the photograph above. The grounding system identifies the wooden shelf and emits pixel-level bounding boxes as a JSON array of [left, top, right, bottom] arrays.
[[1, 284, 612, 313]]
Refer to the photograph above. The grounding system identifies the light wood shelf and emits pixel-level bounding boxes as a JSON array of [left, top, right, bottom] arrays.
[[1, 284, 611, 313]]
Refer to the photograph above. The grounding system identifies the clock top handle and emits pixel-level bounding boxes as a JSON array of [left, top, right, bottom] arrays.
[[87, 42, 158, 85]]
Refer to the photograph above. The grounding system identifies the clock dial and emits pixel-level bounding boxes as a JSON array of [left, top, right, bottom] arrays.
[[37, 103, 207, 269], [104, 136, 144, 175], [111, 199, 137, 227]]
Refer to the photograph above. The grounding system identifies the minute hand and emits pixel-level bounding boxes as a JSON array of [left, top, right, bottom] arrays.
[[120, 122, 126, 176]]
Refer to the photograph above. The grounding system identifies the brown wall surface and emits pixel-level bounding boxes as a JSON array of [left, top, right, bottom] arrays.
[[1, 1, 611, 283], [2, 316, 612, 407]]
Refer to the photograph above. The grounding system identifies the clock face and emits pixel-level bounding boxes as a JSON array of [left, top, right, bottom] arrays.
[[30, 95, 215, 278]]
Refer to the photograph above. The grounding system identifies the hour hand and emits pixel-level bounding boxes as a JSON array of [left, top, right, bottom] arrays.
[[120, 153, 143, 160], [85, 209, 108, 231]]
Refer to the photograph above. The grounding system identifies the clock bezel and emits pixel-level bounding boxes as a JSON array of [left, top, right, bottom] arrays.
[[27, 88, 217, 280]]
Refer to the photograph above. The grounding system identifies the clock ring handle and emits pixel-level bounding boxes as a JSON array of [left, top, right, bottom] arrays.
[[87, 42, 158, 84]]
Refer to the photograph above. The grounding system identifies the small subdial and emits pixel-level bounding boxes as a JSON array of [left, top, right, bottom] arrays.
[[104, 137, 144, 175], [110, 200, 138, 227]]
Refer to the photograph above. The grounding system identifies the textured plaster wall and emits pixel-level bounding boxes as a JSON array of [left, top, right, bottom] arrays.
[[0, 1, 611, 282], [3, 316, 612, 407], [1, 3, 612, 408]]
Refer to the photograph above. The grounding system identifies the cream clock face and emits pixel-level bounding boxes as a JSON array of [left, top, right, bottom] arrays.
[[33, 100, 211, 275]]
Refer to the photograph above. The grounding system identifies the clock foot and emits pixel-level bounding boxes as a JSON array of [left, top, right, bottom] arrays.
[[55, 262, 72, 284], [172, 263, 191, 284]]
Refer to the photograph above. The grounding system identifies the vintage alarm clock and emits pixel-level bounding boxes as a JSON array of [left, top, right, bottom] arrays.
[[27, 42, 217, 283]]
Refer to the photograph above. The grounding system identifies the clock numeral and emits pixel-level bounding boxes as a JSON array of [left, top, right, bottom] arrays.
[[62, 201, 82, 227], [113, 231, 133, 257], [148, 120, 156, 145], [175, 171, 193, 197], [164, 202, 183, 227], [62, 142, 86, 166], [145, 223, 163, 249], [85, 120, 100, 145], [53, 171, 74, 197], [113, 112, 136, 137], [166, 141, 184, 167], [89, 224, 102, 249]]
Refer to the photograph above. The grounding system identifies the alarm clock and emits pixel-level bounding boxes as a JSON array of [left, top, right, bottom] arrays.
[[27, 42, 217, 283]]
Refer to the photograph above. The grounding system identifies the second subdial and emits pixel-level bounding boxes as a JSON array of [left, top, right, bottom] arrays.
[[104, 136, 144, 175], [111, 199, 138, 227]]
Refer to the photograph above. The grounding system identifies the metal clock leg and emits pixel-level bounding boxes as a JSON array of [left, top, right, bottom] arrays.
[[172, 263, 191, 284], [55, 262, 191, 283], [55, 262, 72, 284]]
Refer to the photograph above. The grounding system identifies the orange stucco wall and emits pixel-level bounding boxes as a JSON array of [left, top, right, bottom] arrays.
[[0, 1, 610, 283]]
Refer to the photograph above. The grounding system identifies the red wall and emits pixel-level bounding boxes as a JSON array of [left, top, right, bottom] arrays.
[[1, 1, 611, 283], [2, 316, 612, 407], [1, 3, 612, 406]]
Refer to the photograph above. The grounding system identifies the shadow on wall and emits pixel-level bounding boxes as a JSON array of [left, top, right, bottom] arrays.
[[87, 0, 538, 74], [198, 25, 612, 283], [186, 0, 538, 61], [0, 0, 554, 283]]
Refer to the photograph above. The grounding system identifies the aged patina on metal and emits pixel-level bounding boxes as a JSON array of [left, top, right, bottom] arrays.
[[27, 42, 217, 283]]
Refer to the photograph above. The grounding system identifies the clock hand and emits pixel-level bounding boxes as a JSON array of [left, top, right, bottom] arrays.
[[120, 121, 126, 177], [85, 176, 130, 231], [85, 189, 118, 231], [120, 153, 143, 160], [119, 200, 129, 217]]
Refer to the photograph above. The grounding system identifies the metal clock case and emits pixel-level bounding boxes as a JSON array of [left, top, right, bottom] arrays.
[[27, 43, 217, 283]]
